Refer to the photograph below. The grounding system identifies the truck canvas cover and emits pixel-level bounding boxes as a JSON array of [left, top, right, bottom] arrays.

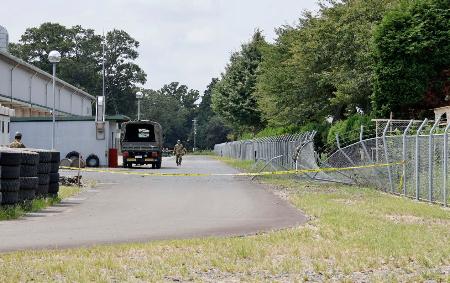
[[121, 121, 163, 151]]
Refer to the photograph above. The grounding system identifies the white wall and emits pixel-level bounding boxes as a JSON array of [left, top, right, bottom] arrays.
[[10, 120, 119, 166]]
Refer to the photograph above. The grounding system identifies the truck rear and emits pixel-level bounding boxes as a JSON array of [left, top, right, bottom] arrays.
[[121, 121, 163, 169]]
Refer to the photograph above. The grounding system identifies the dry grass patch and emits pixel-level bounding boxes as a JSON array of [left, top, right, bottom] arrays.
[[0, 159, 449, 282]]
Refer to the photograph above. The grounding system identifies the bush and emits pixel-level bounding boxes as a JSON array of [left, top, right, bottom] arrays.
[[327, 114, 373, 146]]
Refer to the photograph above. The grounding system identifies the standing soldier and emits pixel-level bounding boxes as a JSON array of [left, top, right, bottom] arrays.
[[174, 140, 187, 166], [10, 132, 26, 148]]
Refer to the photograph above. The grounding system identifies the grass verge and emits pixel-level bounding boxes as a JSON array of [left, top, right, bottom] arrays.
[[0, 186, 81, 221], [188, 150, 215, 156], [0, 159, 449, 282]]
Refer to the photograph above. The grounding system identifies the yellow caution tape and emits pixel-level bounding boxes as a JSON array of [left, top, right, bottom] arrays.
[[59, 161, 404, 177]]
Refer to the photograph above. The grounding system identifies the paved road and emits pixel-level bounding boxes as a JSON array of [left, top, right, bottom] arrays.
[[0, 156, 306, 252]]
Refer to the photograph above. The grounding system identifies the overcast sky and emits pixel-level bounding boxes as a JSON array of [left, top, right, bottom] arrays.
[[3, 0, 318, 94]]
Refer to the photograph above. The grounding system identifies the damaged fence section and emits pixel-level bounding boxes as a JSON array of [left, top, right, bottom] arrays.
[[214, 118, 450, 206], [214, 132, 316, 170]]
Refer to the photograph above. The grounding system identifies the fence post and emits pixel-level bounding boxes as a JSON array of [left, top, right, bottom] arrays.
[[415, 119, 428, 200], [443, 122, 450, 207], [402, 120, 414, 196], [375, 121, 379, 162], [382, 119, 394, 192], [428, 117, 441, 202]]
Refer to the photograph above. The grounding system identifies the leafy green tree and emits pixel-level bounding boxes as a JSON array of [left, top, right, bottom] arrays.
[[197, 78, 230, 149], [9, 23, 103, 95], [105, 29, 146, 116], [212, 30, 266, 134], [9, 23, 146, 117], [372, 0, 450, 118], [256, 0, 398, 129], [139, 82, 200, 148]]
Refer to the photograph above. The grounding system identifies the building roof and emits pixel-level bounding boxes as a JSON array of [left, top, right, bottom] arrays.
[[11, 114, 130, 123], [0, 51, 95, 101]]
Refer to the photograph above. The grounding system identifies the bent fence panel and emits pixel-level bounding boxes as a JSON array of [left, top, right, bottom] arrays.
[[214, 124, 450, 206]]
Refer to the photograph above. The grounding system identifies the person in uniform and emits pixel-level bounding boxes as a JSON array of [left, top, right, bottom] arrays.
[[10, 132, 26, 148], [173, 140, 187, 166]]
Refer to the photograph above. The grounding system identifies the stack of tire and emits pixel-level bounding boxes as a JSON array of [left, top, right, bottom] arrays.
[[0, 149, 22, 205], [19, 151, 39, 201], [31, 149, 52, 197], [49, 151, 60, 197], [0, 148, 61, 206]]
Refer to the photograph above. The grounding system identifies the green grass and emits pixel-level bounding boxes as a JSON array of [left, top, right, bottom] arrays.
[[0, 159, 449, 282], [188, 150, 215, 156], [0, 186, 81, 221]]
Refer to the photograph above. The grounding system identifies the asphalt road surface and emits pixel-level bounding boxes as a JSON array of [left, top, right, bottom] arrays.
[[0, 156, 307, 252]]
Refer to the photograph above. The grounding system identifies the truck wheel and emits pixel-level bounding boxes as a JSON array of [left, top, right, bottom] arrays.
[[127, 163, 132, 168], [123, 162, 128, 168]]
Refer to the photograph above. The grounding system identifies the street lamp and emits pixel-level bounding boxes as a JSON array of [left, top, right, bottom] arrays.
[[48, 50, 61, 149], [192, 119, 197, 152], [136, 91, 144, 120]]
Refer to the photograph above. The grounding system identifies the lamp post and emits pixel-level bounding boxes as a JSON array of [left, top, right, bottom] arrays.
[[192, 119, 197, 152], [136, 91, 143, 120], [48, 50, 61, 149]]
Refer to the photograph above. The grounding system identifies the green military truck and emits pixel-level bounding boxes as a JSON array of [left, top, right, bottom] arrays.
[[121, 120, 163, 169]]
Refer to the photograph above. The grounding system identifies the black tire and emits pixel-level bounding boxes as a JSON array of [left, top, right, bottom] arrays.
[[36, 184, 48, 196], [123, 162, 128, 168], [21, 151, 39, 165], [60, 158, 72, 168], [1, 179, 20, 192], [19, 189, 35, 201], [50, 162, 59, 173], [48, 182, 59, 194], [152, 163, 156, 169], [1, 192, 19, 205], [38, 174, 50, 185], [20, 164, 38, 177], [20, 177, 38, 190], [0, 150, 22, 166], [49, 173, 59, 183], [38, 163, 51, 174], [66, 151, 80, 160], [128, 163, 133, 168], [0, 165, 21, 179], [29, 149, 52, 163], [156, 160, 162, 169], [86, 154, 100, 167], [50, 151, 60, 163]]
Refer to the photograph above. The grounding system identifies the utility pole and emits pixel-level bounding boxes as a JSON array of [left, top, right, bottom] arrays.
[[192, 119, 197, 152]]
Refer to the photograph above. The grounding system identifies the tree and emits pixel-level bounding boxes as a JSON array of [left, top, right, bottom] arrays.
[[139, 82, 200, 148], [105, 29, 146, 116], [256, 0, 399, 129], [9, 23, 103, 95], [197, 78, 230, 149], [9, 23, 147, 117], [372, 0, 450, 118], [212, 30, 266, 135]]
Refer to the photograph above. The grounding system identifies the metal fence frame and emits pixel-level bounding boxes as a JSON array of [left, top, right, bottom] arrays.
[[214, 119, 450, 206]]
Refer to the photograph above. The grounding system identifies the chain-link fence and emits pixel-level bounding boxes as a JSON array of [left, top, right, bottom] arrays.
[[317, 119, 449, 206], [214, 118, 450, 206], [214, 132, 316, 170]]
